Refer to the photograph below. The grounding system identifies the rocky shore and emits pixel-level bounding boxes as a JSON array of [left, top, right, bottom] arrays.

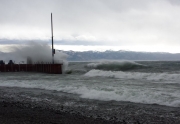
[[0, 100, 121, 124], [0, 87, 180, 124]]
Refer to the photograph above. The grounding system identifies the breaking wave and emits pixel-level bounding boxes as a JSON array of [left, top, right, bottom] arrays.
[[0, 75, 180, 107], [85, 60, 146, 71], [84, 69, 180, 82]]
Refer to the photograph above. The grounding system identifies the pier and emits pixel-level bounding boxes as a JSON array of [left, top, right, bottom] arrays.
[[0, 63, 63, 74], [0, 13, 63, 74]]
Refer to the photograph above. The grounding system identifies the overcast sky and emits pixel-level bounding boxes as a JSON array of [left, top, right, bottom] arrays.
[[1, 0, 180, 53]]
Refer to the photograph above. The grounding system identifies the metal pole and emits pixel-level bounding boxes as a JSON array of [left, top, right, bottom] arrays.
[[51, 13, 54, 64]]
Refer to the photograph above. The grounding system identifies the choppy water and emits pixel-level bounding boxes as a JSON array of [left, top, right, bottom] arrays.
[[0, 61, 180, 124], [0, 61, 180, 108]]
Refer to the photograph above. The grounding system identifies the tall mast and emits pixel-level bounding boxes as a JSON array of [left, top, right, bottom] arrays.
[[51, 13, 54, 64]]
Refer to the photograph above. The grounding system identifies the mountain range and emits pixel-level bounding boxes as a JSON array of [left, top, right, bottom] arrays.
[[59, 50, 180, 61]]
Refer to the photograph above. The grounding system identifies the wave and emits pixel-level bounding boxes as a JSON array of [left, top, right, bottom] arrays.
[[71, 86, 180, 107], [65, 69, 87, 74], [0, 72, 180, 107], [84, 69, 180, 82], [85, 60, 146, 71], [0, 80, 179, 107]]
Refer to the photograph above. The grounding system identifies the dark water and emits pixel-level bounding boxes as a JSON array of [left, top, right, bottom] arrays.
[[68, 61, 180, 73], [133, 61, 180, 73]]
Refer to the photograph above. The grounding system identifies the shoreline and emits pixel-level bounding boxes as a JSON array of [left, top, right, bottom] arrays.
[[0, 86, 180, 124], [0, 99, 120, 124]]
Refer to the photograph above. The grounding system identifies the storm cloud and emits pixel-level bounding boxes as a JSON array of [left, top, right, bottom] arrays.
[[1, 0, 180, 52]]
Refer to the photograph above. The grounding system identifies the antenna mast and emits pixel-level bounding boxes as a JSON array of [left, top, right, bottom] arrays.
[[51, 13, 54, 64]]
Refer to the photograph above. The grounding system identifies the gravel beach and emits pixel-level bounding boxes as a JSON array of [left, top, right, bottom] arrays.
[[0, 86, 180, 124], [0, 100, 119, 124]]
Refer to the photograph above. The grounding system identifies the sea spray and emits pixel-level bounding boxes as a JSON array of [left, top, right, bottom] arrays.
[[0, 41, 69, 72]]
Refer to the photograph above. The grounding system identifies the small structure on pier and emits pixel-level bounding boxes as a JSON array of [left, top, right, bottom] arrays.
[[0, 60, 5, 65]]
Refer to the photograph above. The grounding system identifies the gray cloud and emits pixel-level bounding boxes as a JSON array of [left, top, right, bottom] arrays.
[[1, 0, 180, 52]]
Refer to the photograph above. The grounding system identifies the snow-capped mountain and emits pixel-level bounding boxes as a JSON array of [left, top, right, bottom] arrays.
[[59, 50, 180, 61]]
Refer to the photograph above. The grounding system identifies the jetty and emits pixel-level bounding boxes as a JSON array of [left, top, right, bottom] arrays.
[[0, 60, 62, 74], [0, 13, 63, 74]]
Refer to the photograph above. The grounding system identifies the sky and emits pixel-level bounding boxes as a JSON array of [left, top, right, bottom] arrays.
[[1, 0, 180, 53]]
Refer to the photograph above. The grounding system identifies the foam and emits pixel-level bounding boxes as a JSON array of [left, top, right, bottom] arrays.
[[1, 81, 180, 107], [0, 68, 180, 108], [84, 69, 180, 82]]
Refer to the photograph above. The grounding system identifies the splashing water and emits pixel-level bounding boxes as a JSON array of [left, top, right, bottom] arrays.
[[0, 41, 69, 71]]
